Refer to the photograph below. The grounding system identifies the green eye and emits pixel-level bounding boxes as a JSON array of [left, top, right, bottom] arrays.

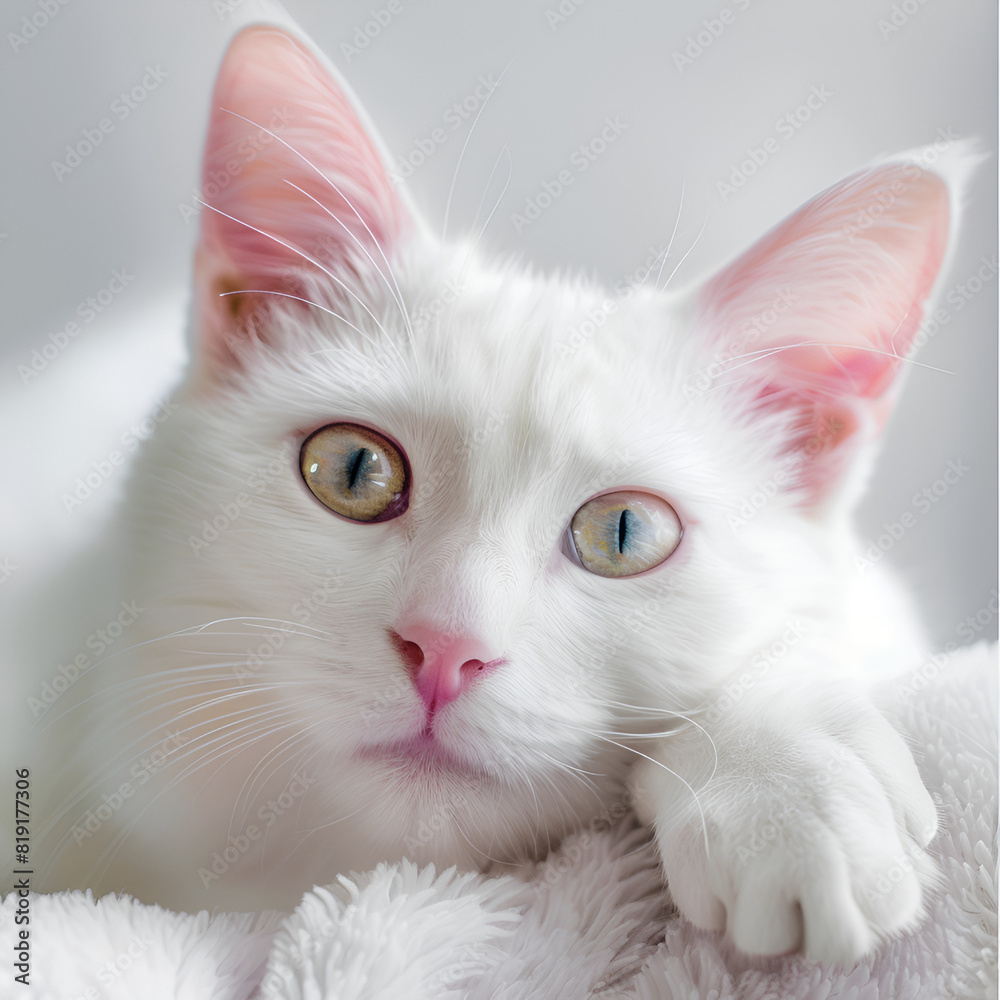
[[570, 491, 682, 577], [300, 424, 409, 522]]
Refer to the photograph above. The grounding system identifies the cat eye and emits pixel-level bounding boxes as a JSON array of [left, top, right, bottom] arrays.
[[570, 491, 682, 578], [300, 424, 409, 522]]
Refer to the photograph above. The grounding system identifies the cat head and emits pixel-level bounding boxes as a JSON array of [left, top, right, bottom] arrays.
[[118, 24, 962, 881]]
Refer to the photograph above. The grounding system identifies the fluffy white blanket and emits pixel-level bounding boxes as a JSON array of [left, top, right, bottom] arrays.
[[4, 645, 995, 999]]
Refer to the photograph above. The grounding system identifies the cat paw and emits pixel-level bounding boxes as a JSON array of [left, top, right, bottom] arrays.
[[631, 701, 938, 965]]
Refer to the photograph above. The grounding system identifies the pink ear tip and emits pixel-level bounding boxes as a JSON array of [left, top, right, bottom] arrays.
[[855, 164, 950, 263], [215, 24, 310, 79], [194, 17, 412, 382], [693, 152, 958, 506]]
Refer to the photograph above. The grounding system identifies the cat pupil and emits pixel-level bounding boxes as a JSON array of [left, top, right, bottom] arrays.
[[347, 449, 368, 491], [618, 509, 629, 554]]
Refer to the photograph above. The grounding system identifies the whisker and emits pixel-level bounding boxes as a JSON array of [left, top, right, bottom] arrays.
[[39, 698, 304, 870], [573, 695, 720, 786], [81, 717, 311, 889], [442, 57, 515, 243], [658, 209, 708, 292], [463, 145, 513, 277], [191, 615, 342, 640], [195, 198, 405, 367], [649, 178, 686, 291], [281, 179, 415, 342], [217, 108, 416, 351], [588, 732, 711, 858], [695, 339, 956, 385], [218, 289, 383, 354], [229, 715, 329, 833]]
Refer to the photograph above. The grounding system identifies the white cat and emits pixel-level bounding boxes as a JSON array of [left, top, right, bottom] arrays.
[[37, 22, 972, 964]]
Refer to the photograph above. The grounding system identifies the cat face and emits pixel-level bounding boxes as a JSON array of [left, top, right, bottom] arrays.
[[124, 246, 773, 874], [95, 25, 956, 902]]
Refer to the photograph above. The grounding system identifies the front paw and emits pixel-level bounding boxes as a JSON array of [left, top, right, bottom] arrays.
[[631, 705, 938, 964]]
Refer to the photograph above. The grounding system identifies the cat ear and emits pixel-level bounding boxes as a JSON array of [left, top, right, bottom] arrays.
[[192, 25, 415, 380], [694, 158, 954, 507]]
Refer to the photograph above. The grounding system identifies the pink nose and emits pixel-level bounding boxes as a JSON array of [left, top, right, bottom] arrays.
[[391, 623, 503, 714]]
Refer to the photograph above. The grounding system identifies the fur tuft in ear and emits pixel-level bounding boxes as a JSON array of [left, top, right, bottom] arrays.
[[192, 25, 413, 382], [694, 147, 975, 507]]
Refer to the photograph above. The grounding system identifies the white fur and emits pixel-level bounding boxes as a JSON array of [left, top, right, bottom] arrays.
[[12, 643, 996, 997], [33, 21, 978, 967]]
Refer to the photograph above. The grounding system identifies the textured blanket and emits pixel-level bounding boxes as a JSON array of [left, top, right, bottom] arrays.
[[3, 644, 995, 999]]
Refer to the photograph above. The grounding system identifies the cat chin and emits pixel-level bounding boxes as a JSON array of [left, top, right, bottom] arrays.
[[48, 743, 622, 913]]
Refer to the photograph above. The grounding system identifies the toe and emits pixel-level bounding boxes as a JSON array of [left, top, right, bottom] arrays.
[[729, 871, 802, 956], [798, 845, 875, 965]]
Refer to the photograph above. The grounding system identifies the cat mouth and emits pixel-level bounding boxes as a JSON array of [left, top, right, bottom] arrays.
[[354, 733, 486, 779]]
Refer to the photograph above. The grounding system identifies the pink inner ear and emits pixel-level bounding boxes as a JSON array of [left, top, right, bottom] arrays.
[[698, 162, 950, 500], [193, 26, 410, 375], [203, 26, 408, 280]]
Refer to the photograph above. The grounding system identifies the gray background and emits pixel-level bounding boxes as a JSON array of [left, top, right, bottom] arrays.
[[1, 0, 995, 645]]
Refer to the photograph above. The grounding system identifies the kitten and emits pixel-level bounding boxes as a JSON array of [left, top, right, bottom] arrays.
[[38, 22, 967, 963]]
